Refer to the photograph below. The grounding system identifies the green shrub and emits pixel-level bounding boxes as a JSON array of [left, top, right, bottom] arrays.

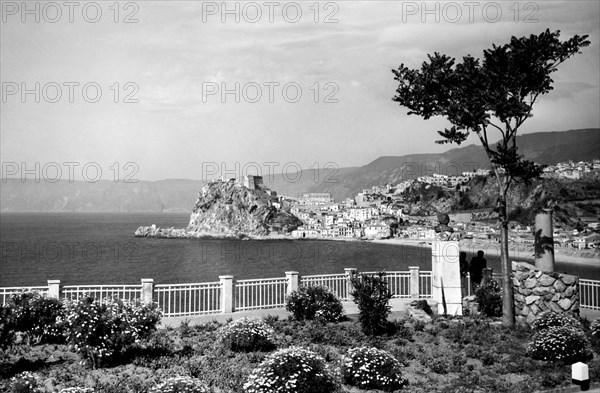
[[474, 279, 502, 318], [526, 326, 591, 364], [217, 318, 276, 352], [9, 291, 65, 344], [285, 286, 344, 322], [9, 371, 43, 393], [350, 271, 393, 336], [0, 304, 15, 348], [532, 311, 581, 332], [243, 346, 339, 393], [63, 295, 162, 367], [342, 347, 407, 391], [149, 376, 211, 393]]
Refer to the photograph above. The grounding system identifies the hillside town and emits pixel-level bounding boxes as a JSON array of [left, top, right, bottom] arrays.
[[286, 160, 600, 250]]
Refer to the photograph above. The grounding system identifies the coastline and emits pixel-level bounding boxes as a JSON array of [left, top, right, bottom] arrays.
[[135, 225, 599, 266], [372, 237, 600, 266]]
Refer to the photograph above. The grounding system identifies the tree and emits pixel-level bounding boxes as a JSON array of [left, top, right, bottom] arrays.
[[392, 29, 590, 326]]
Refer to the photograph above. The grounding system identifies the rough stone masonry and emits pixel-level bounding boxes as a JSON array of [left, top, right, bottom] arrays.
[[512, 261, 579, 326]]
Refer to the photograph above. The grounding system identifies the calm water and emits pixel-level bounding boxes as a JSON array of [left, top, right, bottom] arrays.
[[0, 213, 598, 286]]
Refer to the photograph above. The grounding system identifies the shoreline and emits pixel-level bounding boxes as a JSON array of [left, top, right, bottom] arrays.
[[135, 225, 599, 266], [372, 237, 600, 266]]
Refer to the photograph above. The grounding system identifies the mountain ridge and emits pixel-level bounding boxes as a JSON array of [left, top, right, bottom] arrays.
[[1, 128, 598, 212]]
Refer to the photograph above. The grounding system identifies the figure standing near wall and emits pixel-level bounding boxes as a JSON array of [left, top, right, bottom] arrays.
[[469, 250, 487, 292]]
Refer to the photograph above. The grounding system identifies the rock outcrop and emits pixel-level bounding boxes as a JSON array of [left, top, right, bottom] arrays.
[[135, 178, 302, 239], [186, 178, 302, 237]]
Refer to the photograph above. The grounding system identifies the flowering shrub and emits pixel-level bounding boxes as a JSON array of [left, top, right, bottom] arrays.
[[532, 311, 581, 332], [0, 304, 15, 348], [217, 318, 276, 352], [58, 388, 95, 393], [244, 346, 339, 393], [474, 279, 502, 318], [342, 347, 407, 391], [526, 325, 591, 364], [286, 286, 344, 322], [9, 371, 43, 393], [149, 376, 211, 393], [350, 272, 393, 336], [9, 291, 65, 344], [62, 295, 161, 367]]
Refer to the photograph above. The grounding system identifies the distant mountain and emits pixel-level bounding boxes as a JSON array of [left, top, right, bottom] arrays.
[[0, 179, 204, 213], [294, 128, 600, 201], [1, 129, 598, 212]]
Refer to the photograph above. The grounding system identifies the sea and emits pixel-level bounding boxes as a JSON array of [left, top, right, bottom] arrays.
[[0, 213, 598, 287]]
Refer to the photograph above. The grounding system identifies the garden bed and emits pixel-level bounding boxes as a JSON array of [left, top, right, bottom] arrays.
[[1, 313, 599, 392]]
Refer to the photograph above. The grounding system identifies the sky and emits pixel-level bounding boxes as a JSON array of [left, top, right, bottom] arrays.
[[1, 0, 599, 182]]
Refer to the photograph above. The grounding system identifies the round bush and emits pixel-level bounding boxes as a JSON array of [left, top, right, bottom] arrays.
[[286, 286, 344, 322], [9, 371, 43, 393], [342, 347, 407, 391], [0, 304, 14, 349], [532, 311, 581, 332], [526, 326, 591, 364], [9, 291, 65, 344], [243, 346, 339, 393], [62, 295, 162, 367], [217, 318, 276, 352], [149, 376, 211, 393], [474, 279, 502, 318]]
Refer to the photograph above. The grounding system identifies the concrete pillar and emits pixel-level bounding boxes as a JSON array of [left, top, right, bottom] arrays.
[[285, 271, 299, 295], [141, 279, 154, 304], [47, 280, 61, 299], [219, 275, 234, 313], [432, 241, 462, 315], [345, 268, 357, 300], [534, 208, 555, 272], [409, 266, 420, 298]]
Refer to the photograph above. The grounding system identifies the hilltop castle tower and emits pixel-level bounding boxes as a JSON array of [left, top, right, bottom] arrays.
[[243, 175, 264, 190]]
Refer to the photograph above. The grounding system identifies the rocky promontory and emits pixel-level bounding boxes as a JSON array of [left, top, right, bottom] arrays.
[[135, 177, 303, 239]]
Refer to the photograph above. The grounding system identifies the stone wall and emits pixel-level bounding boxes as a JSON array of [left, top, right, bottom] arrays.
[[512, 262, 579, 326]]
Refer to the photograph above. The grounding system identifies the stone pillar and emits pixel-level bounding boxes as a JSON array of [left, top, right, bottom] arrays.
[[141, 279, 154, 304], [534, 208, 555, 272], [285, 271, 299, 295], [219, 275, 234, 313], [47, 280, 61, 299], [409, 266, 420, 298], [432, 241, 462, 315], [345, 268, 357, 300]]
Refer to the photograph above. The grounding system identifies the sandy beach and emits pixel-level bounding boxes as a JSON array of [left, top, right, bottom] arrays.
[[372, 237, 600, 267]]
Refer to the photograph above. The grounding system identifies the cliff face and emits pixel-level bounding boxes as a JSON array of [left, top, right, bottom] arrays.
[[186, 179, 302, 237]]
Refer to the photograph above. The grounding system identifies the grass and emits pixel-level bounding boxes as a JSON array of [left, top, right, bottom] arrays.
[[1, 314, 599, 392]]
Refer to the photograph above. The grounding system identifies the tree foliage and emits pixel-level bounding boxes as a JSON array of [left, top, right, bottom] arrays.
[[392, 29, 590, 326], [392, 29, 589, 188]]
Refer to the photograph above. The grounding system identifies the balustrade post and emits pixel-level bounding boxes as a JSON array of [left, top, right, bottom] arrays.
[[141, 279, 154, 304], [345, 268, 357, 300], [220, 275, 234, 313], [47, 280, 61, 299], [409, 266, 420, 298], [285, 271, 299, 295]]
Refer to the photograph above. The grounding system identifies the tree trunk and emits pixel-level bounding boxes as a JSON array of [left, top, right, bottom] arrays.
[[499, 197, 515, 327]]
